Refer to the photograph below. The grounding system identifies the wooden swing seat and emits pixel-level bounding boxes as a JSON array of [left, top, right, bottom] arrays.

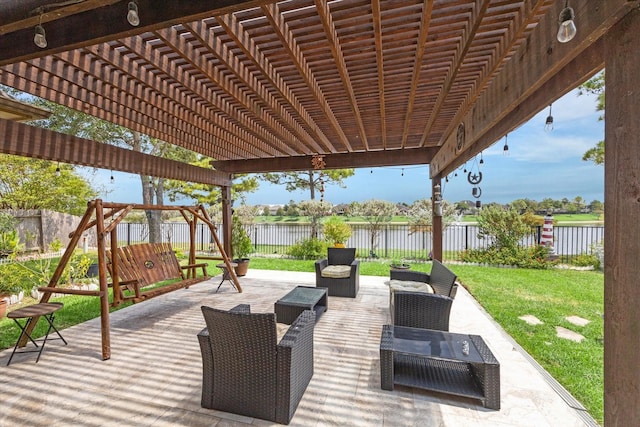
[[106, 242, 209, 305]]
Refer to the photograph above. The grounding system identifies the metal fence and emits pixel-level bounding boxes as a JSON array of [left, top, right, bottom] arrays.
[[113, 222, 604, 264]]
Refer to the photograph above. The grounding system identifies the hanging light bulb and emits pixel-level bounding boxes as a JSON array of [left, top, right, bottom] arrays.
[[127, 1, 140, 26], [110, 170, 115, 184], [557, 2, 577, 43], [479, 152, 484, 164], [544, 104, 554, 132], [401, 168, 404, 177], [503, 134, 509, 155], [55, 163, 61, 176], [34, 24, 47, 48]]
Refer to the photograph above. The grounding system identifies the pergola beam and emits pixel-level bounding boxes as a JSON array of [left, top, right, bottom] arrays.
[[0, 118, 231, 186], [0, 0, 267, 65], [430, 0, 639, 177], [212, 148, 437, 173]]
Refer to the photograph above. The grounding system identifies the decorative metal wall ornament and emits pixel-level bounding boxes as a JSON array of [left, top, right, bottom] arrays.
[[467, 171, 482, 185], [311, 154, 326, 170], [467, 155, 483, 208], [456, 123, 466, 153]]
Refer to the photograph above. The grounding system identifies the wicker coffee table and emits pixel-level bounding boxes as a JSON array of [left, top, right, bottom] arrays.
[[275, 286, 328, 324], [380, 325, 500, 409]]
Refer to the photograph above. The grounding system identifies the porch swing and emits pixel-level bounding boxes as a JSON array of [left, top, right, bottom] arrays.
[[30, 199, 240, 360]]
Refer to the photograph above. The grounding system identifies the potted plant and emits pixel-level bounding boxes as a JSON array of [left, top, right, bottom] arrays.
[[231, 215, 253, 276], [322, 215, 352, 247], [390, 259, 411, 270]]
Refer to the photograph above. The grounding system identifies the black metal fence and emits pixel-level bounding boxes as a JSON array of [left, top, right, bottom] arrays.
[[114, 222, 604, 264]]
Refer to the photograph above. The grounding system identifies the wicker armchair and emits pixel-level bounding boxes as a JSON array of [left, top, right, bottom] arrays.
[[390, 259, 458, 297], [393, 291, 454, 330], [314, 247, 360, 297], [198, 304, 315, 425]]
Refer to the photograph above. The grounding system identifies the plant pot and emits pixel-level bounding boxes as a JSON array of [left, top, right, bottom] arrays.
[[86, 262, 99, 278], [0, 297, 7, 319], [390, 263, 411, 271], [334, 242, 346, 248], [233, 258, 250, 277]]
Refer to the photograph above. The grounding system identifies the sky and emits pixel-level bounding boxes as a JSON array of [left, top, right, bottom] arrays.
[[87, 87, 605, 207]]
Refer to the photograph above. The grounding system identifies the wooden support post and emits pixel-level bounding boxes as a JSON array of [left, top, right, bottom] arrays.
[[431, 176, 443, 262], [221, 184, 232, 258], [95, 199, 111, 360], [188, 214, 197, 278], [110, 227, 121, 306], [18, 200, 97, 347], [604, 9, 640, 426]]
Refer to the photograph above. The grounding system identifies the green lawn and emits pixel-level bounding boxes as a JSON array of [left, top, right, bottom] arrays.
[[0, 257, 604, 424]]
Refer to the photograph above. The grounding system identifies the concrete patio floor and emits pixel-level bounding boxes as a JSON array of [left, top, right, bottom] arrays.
[[0, 269, 597, 426]]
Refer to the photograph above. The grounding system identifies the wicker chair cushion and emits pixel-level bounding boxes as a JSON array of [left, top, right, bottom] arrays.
[[321, 265, 352, 278], [276, 322, 290, 342], [389, 279, 434, 294]]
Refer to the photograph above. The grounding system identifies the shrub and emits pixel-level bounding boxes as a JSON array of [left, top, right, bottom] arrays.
[[476, 206, 531, 249], [231, 216, 253, 259], [572, 253, 601, 269], [287, 238, 329, 260], [322, 216, 352, 245], [459, 245, 553, 269]]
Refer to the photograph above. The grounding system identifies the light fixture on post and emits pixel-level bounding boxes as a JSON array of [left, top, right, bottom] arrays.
[[557, 1, 577, 43], [127, 1, 140, 26], [34, 23, 47, 48], [433, 184, 443, 217], [544, 104, 554, 132]]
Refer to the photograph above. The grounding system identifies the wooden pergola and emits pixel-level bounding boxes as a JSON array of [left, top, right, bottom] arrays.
[[0, 1, 638, 424]]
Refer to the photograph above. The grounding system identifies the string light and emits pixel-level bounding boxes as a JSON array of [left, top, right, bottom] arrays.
[[34, 23, 47, 48], [127, 1, 140, 26], [110, 170, 115, 183], [544, 104, 554, 132], [503, 134, 509, 155], [557, 1, 577, 43], [55, 163, 61, 176], [401, 168, 404, 177], [479, 152, 484, 164]]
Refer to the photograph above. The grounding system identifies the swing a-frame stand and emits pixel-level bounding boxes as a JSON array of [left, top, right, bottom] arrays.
[[31, 199, 240, 360]]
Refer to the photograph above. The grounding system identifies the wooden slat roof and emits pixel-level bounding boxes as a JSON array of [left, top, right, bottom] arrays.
[[0, 0, 634, 185]]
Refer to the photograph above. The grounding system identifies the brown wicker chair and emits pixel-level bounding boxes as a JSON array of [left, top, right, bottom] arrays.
[[390, 259, 458, 298], [198, 304, 315, 425], [314, 247, 360, 297], [393, 291, 454, 331]]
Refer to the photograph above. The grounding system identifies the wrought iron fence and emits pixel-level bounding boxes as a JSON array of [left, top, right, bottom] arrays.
[[113, 222, 604, 264]]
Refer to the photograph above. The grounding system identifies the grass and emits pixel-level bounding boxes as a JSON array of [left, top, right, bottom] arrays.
[[0, 256, 603, 424]]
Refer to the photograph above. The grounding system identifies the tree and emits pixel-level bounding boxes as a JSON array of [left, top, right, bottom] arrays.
[[578, 71, 605, 165], [352, 199, 396, 256], [30, 99, 201, 242], [476, 206, 531, 250], [298, 200, 332, 238], [0, 154, 97, 215], [407, 199, 457, 234], [589, 199, 604, 214], [164, 156, 259, 206], [260, 169, 354, 200]]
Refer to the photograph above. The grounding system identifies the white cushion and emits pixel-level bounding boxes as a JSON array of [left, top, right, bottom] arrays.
[[321, 265, 352, 278], [388, 279, 434, 294]]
